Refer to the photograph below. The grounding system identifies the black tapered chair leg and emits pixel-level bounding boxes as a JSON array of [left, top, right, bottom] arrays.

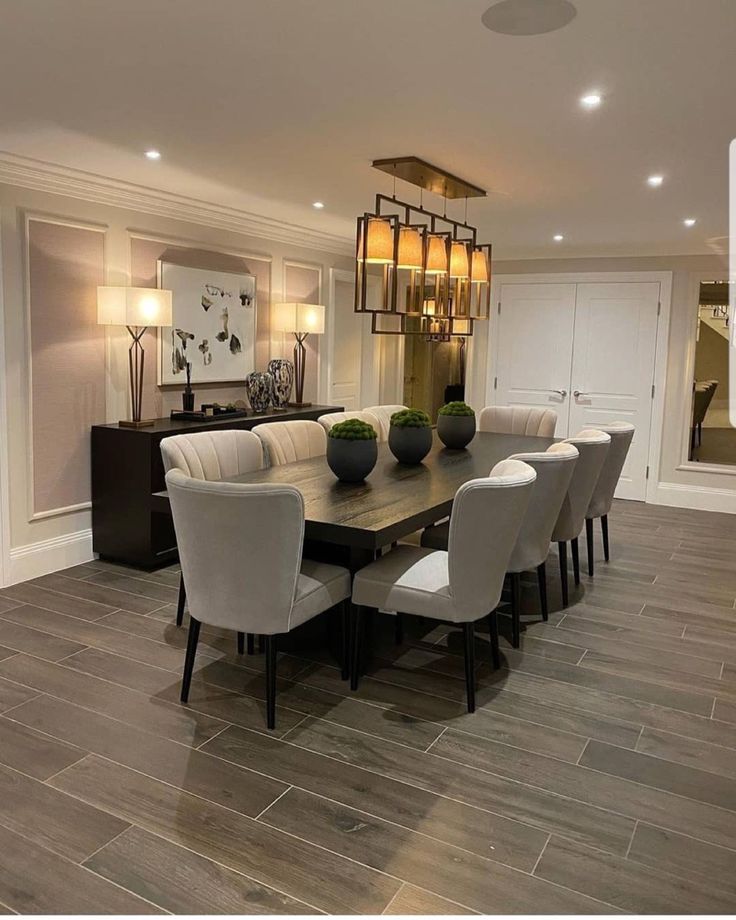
[[246, 633, 255, 655], [571, 537, 580, 586], [601, 514, 610, 562], [558, 541, 569, 607], [395, 612, 404, 645], [488, 610, 500, 670], [340, 600, 350, 681], [180, 617, 201, 703], [237, 632, 245, 655], [265, 635, 277, 730], [510, 572, 521, 648], [176, 574, 186, 627], [536, 562, 548, 622], [462, 622, 476, 713], [350, 605, 363, 692], [585, 518, 595, 576]]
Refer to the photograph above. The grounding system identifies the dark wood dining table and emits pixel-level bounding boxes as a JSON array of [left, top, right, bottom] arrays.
[[152, 430, 555, 571]]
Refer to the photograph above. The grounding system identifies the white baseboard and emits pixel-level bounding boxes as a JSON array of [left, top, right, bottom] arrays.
[[7, 528, 94, 585], [653, 481, 736, 514]]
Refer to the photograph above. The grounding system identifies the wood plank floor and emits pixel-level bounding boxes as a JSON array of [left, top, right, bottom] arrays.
[[1, 499, 736, 913]]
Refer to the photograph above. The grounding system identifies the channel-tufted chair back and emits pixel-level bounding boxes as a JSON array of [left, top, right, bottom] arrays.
[[478, 406, 558, 438], [254, 419, 327, 466], [160, 429, 264, 481]]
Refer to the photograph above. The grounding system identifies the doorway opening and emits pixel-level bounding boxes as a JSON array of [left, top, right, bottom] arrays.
[[688, 280, 733, 465], [403, 326, 466, 418]]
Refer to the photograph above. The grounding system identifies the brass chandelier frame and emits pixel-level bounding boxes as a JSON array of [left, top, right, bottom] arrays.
[[355, 192, 492, 337]]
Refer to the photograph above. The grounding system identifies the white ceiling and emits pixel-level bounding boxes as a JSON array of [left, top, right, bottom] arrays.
[[0, 0, 733, 259]]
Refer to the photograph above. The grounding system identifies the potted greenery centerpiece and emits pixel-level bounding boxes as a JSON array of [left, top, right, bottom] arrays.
[[437, 401, 476, 449], [326, 418, 378, 482], [388, 408, 433, 464]]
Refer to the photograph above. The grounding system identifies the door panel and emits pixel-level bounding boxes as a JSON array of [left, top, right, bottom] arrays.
[[568, 282, 660, 500], [330, 278, 365, 409], [495, 283, 576, 434]]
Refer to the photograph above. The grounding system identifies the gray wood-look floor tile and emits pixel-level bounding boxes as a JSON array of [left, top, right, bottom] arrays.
[[0, 677, 39, 714], [0, 581, 116, 620], [714, 697, 736, 724], [383, 883, 478, 915], [637, 726, 736, 780], [31, 573, 165, 615], [0, 620, 86, 662], [86, 570, 179, 604], [85, 824, 319, 914], [0, 715, 86, 780]]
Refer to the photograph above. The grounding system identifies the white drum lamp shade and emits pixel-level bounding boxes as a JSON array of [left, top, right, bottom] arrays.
[[272, 303, 325, 407]]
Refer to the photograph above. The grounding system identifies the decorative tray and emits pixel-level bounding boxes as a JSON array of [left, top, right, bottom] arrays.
[[170, 409, 249, 422]]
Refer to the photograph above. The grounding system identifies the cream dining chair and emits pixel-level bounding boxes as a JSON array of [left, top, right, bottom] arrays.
[[421, 443, 579, 647], [160, 429, 265, 632], [362, 405, 408, 441], [585, 422, 635, 574], [351, 459, 536, 712], [551, 429, 611, 606], [479, 406, 558, 438], [318, 410, 381, 437], [254, 419, 326, 465], [167, 471, 351, 729]]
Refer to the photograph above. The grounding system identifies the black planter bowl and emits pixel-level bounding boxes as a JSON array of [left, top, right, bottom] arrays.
[[437, 413, 476, 449], [326, 437, 378, 482], [388, 426, 433, 464]]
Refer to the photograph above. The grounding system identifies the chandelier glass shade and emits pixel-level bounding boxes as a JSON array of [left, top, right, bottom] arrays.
[[355, 192, 491, 336]]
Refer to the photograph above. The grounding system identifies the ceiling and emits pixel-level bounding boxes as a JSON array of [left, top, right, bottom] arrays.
[[0, 0, 733, 259]]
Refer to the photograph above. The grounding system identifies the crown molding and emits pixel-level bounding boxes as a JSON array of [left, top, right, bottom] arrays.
[[0, 152, 354, 256]]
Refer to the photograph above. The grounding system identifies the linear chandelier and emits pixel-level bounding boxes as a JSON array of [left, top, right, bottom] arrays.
[[354, 157, 492, 337]]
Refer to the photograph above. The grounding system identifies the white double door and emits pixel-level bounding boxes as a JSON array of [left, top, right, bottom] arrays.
[[493, 281, 661, 500]]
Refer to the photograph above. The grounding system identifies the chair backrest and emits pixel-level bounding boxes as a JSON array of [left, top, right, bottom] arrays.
[[478, 406, 558, 438], [552, 429, 611, 542], [693, 381, 717, 425], [318, 410, 382, 438], [505, 443, 580, 572], [255, 419, 327, 466], [160, 429, 264, 481], [447, 458, 536, 621], [166, 470, 304, 633], [362, 405, 409, 441], [587, 422, 635, 518]]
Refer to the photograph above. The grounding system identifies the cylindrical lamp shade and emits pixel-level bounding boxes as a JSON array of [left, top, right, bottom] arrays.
[[359, 217, 394, 264], [471, 248, 489, 283], [397, 227, 423, 270], [272, 302, 325, 335], [97, 287, 172, 327], [425, 235, 448, 275], [449, 241, 470, 279]]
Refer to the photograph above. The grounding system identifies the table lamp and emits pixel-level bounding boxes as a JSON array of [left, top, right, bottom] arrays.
[[98, 286, 173, 427], [272, 302, 325, 407]]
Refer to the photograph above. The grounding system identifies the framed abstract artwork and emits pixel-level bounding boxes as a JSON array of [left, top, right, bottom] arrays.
[[157, 261, 256, 384]]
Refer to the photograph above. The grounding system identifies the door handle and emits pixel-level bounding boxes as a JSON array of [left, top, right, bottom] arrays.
[[573, 390, 588, 398], [549, 389, 567, 398]]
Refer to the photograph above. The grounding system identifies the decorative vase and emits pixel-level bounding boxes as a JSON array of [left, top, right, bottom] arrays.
[[182, 389, 195, 412], [245, 371, 274, 413], [326, 438, 378, 483], [267, 358, 294, 410], [388, 426, 433, 464], [437, 414, 476, 449]]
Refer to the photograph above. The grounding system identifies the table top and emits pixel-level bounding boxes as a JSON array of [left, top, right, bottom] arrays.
[[152, 430, 555, 551]]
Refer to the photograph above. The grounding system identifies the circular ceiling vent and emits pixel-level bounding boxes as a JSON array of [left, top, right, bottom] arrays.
[[481, 0, 577, 35]]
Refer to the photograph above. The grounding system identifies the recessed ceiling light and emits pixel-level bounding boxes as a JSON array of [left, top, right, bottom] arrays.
[[647, 174, 664, 187], [145, 149, 161, 160], [580, 93, 602, 108], [683, 217, 697, 227], [553, 234, 564, 242], [312, 201, 325, 209]]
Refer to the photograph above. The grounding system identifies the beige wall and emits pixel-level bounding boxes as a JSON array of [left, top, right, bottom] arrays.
[[468, 253, 732, 502], [0, 181, 351, 567]]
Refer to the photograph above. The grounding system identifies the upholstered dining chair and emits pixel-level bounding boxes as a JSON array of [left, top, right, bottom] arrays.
[[318, 410, 381, 436], [478, 406, 558, 438], [585, 422, 635, 574], [166, 470, 351, 729], [421, 443, 579, 647], [351, 459, 536, 712], [160, 429, 265, 629], [254, 419, 326, 466], [362, 405, 409, 441], [551, 429, 611, 606]]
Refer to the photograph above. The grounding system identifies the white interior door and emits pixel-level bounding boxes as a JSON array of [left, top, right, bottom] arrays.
[[326, 273, 377, 409], [494, 283, 576, 433], [568, 282, 660, 500]]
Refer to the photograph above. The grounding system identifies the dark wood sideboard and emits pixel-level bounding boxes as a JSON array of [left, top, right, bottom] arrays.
[[91, 405, 343, 568]]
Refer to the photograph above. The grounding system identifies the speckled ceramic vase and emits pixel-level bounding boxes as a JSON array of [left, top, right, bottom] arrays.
[[245, 371, 274, 413], [267, 358, 294, 410]]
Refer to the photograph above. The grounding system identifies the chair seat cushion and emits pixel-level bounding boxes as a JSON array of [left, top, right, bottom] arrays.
[[352, 544, 455, 621], [290, 559, 351, 630], [420, 521, 450, 551]]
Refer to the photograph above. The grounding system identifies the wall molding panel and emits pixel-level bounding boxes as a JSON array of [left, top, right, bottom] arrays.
[[0, 152, 352, 256]]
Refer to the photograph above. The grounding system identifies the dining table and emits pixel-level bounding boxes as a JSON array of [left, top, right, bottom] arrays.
[[152, 430, 556, 571]]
